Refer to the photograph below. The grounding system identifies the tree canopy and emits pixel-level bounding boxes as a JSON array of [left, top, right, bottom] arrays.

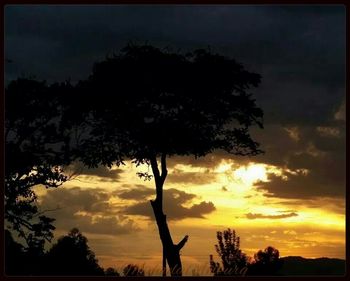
[[248, 246, 283, 275], [210, 228, 249, 276], [5, 43, 264, 277], [45, 228, 104, 275], [5, 78, 73, 249], [74, 44, 263, 169]]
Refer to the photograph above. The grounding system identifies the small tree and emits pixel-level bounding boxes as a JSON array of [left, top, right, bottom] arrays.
[[247, 246, 283, 276], [45, 228, 104, 275], [210, 228, 249, 276], [105, 267, 120, 276]]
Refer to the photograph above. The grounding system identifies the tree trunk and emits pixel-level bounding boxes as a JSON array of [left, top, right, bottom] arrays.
[[149, 154, 188, 277]]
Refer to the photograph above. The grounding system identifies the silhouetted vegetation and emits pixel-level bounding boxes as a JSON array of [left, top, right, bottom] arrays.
[[5, 228, 104, 276], [247, 246, 283, 275], [70, 43, 264, 276], [210, 228, 285, 276], [5, 230, 26, 275], [210, 228, 248, 276], [5, 226, 345, 276], [45, 228, 104, 275], [123, 264, 145, 276], [104, 267, 120, 276], [6, 43, 264, 276], [5, 79, 74, 249]]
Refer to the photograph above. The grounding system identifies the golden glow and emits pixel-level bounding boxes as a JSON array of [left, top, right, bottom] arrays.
[[214, 162, 233, 173], [36, 158, 345, 270], [233, 164, 268, 186]]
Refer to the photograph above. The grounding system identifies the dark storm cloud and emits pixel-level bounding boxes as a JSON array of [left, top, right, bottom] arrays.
[[252, 121, 345, 200], [39, 187, 138, 235], [245, 212, 298, 219], [123, 187, 216, 220], [257, 168, 345, 200], [5, 5, 345, 117], [5, 5, 345, 203]]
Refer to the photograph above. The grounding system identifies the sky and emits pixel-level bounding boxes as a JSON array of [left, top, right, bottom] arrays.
[[5, 5, 346, 276]]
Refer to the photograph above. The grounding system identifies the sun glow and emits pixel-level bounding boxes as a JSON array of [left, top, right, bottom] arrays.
[[233, 164, 268, 186]]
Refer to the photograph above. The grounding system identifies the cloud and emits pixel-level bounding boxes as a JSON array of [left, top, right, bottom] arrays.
[[334, 98, 345, 121], [5, 6, 345, 125], [115, 185, 154, 200], [245, 212, 298, 219], [257, 151, 345, 200], [39, 187, 138, 235], [248, 121, 345, 200], [122, 187, 216, 220], [272, 197, 345, 215], [5, 6, 345, 206], [316, 126, 340, 138], [67, 161, 122, 182], [166, 168, 216, 185]]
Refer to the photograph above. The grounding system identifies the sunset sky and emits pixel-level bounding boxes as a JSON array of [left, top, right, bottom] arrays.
[[5, 5, 346, 276]]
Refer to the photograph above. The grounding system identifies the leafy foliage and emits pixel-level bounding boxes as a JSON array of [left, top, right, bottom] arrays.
[[247, 246, 284, 275], [210, 228, 249, 276], [5, 228, 105, 276], [5, 44, 264, 277], [44, 228, 104, 275], [74, 44, 263, 168], [5, 78, 74, 249]]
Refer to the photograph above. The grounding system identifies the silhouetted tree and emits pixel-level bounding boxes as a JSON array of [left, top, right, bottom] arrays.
[[44, 228, 104, 275], [210, 228, 249, 276], [70, 44, 263, 276], [5, 230, 26, 275], [5, 229, 48, 275], [105, 267, 120, 276], [5, 43, 263, 276], [247, 246, 283, 276], [123, 264, 145, 276], [5, 79, 75, 249]]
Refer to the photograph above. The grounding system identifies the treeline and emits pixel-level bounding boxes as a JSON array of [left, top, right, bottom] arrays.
[[5, 227, 282, 276], [210, 228, 283, 276], [5, 228, 144, 276]]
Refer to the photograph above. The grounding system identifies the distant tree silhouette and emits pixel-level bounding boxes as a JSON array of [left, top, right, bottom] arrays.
[[210, 228, 249, 276], [69, 44, 264, 276], [5, 79, 75, 248], [45, 228, 104, 275], [105, 267, 120, 276], [5, 230, 26, 275], [247, 246, 283, 276], [5, 229, 48, 275], [123, 264, 145, 276]]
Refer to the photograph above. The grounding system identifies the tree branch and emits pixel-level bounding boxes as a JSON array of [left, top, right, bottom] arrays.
[[176, 235, 189, 251], [32, 207, 61, 218]]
